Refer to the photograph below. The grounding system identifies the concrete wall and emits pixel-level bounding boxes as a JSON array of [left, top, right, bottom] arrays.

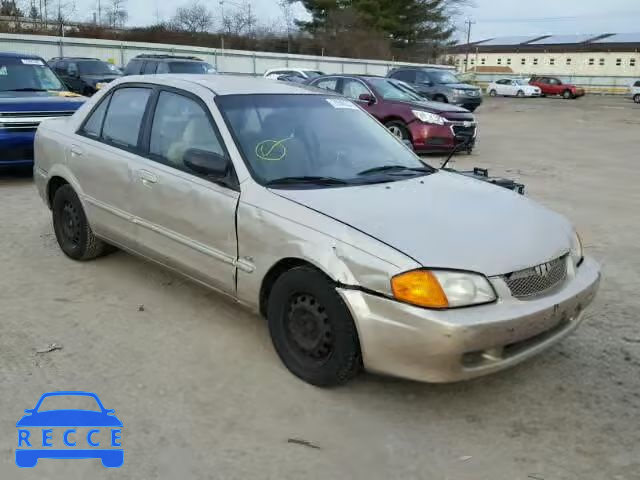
[[0, 32, 437, 77]]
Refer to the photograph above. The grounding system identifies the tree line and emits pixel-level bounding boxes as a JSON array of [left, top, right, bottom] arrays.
[[0, 0, 465, 62]]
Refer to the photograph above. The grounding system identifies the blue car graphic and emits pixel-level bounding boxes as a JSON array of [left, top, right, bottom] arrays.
[[16, 391, 123, 468]]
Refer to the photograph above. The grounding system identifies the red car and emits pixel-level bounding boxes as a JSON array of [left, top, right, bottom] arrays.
[[529, 76, 585, 99], [308, 75, 477, 154]]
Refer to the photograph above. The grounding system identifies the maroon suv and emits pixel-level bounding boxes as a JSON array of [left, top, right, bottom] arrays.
[[308, 75, 477, 154]]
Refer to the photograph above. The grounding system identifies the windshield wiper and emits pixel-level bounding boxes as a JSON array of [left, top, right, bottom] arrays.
[[265, 176, 349, 187], [2, 88, 50, 92], [357, 165, 434, 176]]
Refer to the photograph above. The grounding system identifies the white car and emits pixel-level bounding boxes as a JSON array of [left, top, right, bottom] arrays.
[[488, 79, 541, 98], [631, 80, 640, 103], [263, 68, 325, 81]]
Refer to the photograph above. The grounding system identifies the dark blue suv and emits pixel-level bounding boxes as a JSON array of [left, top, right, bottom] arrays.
[[0, 52, 85, 167]]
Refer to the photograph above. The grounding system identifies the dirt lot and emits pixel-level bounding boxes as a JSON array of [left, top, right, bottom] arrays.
[[1, 95, 639, 480]]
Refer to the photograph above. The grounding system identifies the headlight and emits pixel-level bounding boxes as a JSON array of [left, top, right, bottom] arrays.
[[95, 82, 107, 90], [391, 269, 496, 309], [411, 110, 446, 125], [452, 88, 467, 96], [570, 231, 583, 267]]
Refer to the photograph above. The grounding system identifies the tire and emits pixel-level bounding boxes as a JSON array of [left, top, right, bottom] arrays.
[[516, 90, 525, 97], [385, 120, 410, 142], [266, 266, 362, 387], [434, 94, 448, 103], [562, 89, 573, 99], [489, 89, 497, 97], [52, 184, 113, 261], [634, 94, 640, 104]]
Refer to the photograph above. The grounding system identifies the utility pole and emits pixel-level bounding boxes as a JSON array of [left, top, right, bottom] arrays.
[[98, 0, 101, 25], [464, 19, 475, 72]]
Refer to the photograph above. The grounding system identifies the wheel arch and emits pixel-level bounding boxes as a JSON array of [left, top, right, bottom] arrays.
[[46, 176, 70, 209]]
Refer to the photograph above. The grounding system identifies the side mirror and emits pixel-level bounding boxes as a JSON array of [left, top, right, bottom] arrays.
[[420, 81, 433, 87], [24, 409, 34, 414], [358, 93, 375, 104], [183, 148, 229, 178]]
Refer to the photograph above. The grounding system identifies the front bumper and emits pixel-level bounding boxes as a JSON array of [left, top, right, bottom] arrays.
[[339, 256, 600, 383], [0, 130, 35, 166], [409, 121, 477, 153]]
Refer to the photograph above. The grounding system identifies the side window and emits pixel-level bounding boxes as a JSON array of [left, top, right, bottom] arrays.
[[394, 70, 416, 83], [496, 79, 509, 85], [102, 87, 151, 149], [149, 91, 226, 175], [415, 71, 431, 84], [142, 61, 157, 74], [80, 94, 111, 138], [342, 79, 370, 100], [634, 81, 640, 87], [124, 60, 142, 75], [314, 78, 338, 91], [156, 62, 170, 74], [56, 60, 67, 74]]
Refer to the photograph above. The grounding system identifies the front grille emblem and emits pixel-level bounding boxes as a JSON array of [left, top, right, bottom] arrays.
[[535, 263, 551, 277]]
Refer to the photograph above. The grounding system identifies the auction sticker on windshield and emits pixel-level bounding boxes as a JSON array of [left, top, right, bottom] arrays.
[[15, 391, 123, 469], [326, 98, 358, 109], [20, 59, 44, 66]]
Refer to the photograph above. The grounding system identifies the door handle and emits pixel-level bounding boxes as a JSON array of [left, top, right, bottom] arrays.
[[137, 170, 158, 186], [70, 146, 83, 157]]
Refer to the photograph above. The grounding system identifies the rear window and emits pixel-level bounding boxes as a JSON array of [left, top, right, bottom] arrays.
[[124, 60, 142, 75]]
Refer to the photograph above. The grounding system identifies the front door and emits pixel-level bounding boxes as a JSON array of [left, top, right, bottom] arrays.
[[128, 88, 239, 294], [341, 78, 375, 114]]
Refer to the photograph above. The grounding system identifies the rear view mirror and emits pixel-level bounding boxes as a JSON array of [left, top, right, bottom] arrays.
[[358, 93, 375, 104], [183, 149, 229, 178]]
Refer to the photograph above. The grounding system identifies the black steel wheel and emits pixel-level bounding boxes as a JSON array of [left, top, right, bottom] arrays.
[[267, 266, 362, 387], [52, 184, 113, 260]]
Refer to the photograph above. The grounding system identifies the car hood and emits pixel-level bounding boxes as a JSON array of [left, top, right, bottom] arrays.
[[80, 74, 121, 83], [273, 172, 573, 277], [387, 98, 470, 114], [0, 91, 85, 112], [16, 410, 123, 427]]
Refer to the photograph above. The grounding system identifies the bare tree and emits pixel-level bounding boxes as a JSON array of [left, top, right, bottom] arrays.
[[278, 0, 295, 52], [52, 0, 76, 34], [171, 1, 212, 33], [105, 0, 127, 28], [221, 0, 255, 36]]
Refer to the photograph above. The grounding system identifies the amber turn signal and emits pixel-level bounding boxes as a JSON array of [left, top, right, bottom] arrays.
[[391, 270, 449, 308]]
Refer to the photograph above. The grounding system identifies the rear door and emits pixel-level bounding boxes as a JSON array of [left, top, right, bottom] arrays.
[[127, 87, 239, 294], [71, 85, 153, 247]]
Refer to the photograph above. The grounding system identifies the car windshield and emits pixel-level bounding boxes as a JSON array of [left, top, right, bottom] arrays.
[[0, 58, 64, 91], [305, 71, 325, 78], [430, 71, 461, 84], [217, 94, 433, 188], [168, 61, 216, 74], [368, 78, 424, 101], [78, 61, 114, 75], [37, 395, 102, 412]]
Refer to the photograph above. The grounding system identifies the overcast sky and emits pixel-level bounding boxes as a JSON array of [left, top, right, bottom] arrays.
[[73, 0, 640, 39]]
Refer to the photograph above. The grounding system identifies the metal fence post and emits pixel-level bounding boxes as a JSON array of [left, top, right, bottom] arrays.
[[120, 43, 125, 68], [58, 37, 63, 57], [252, 53, 256, 76]]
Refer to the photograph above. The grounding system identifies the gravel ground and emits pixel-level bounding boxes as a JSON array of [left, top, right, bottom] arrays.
[[1, 95, 639, 480]]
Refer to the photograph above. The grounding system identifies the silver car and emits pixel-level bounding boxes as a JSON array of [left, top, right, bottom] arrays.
[[34, 75, 600, 386]]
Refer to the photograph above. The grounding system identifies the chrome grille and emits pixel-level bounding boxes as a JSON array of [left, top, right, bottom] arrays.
[[504, 255, 568, 298]]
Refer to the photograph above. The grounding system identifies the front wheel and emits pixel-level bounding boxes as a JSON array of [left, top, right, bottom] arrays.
[[434, 94, 448, 103], [516, 90, 525, 97], [267, 266, 362, 387], [562, 89, 573, 99], [52, 184, 113, 261], [385, 120, 411, 143], [634, 94, 640, 104]]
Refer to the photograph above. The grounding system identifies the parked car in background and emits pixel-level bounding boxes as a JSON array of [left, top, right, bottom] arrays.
[[276, 74, 308, 84], [529, 76, 585, 99], [631, 80, 640, 103], [386, 67, 482, 111], [34, 75, 600, 386], [263, 68, 325, 81], [123, 55, 217, 76], [488, 78, 541, 97], [48, 57, 122, 96], [0, 52, 85, 167], [309, 74, 476, 154]]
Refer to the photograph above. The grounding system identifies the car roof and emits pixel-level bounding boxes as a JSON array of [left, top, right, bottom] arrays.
[[119, 74, 327, 96], [0, 52, 44, 60], [50, 57, 101, 61]]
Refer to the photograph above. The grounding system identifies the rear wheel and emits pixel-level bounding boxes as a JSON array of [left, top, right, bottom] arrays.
[[489, 89, 497, 97], [385, 120, 410, 143], [267, 266, 362, 387], [52, 185, 113, 261], [562, 89, 573, 99], [634, 94, 640, 104]]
